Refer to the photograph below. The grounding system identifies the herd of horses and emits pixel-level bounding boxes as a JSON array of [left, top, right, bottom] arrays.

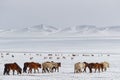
[[3, 61, 61, 75], [3, 61, 109, 75], [74, 61, 109, 73]]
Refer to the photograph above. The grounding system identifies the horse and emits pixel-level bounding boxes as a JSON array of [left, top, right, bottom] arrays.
[[42, 61, 54, 73], [83, 62, 89, 72], [93, 63, 103, 73], [23, 62, 41, 73], [101, 61, 109, 71], [83, 62, 103, 73], [42, 61, 61, 73], [52, 62, 61, 72], [74, 62, 85, 73], [23, 62, 31, 73], [3, 62, 22, 75], [27, 62, 41, 73]]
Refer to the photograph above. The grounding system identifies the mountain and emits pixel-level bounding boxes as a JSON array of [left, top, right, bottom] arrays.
[[29, 24, 58, 32], [0, 25, 120, 37]]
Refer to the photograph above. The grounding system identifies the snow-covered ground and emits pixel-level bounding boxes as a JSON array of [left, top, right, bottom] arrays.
[[0, 52, 120, 80], [0, 37, 120, 53], [0, 37, 120, 80]]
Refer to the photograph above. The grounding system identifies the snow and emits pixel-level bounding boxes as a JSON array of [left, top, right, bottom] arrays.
[[0, 37, 120, 80], [0, 37, 120, 53], [0, 52, 120, 80]]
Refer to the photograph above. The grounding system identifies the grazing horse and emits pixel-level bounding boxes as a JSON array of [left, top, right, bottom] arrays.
[[74, 62, 85, 73], [23, 62, 41, 73], [23, 62, 31, 73], [93, 63, 103, 73], [83, 62, 103, 73], [52, 62, 61, 72], [101, 61, 109, 71], [27, 62, 41, 73], [3, 62, 22, 75], [83, 62, 94, 73], [42, 61, 54, 73], [83, 62, 89, 72], [42, 61, 61, 73]]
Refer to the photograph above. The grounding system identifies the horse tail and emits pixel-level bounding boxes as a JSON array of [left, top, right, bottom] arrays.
[[3, 64, 9, 75], [3, 67, 6, 75], [23, 66, 27, 73]]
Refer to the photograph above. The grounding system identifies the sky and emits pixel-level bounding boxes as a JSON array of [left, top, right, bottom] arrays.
[[0, 0, 120, 29]]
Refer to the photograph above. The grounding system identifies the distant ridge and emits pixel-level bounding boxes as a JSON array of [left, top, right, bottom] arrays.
[[0, 25, 120, 37]]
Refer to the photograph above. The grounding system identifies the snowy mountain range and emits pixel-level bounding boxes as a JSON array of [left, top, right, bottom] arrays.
[[0, 24, 120, 38]]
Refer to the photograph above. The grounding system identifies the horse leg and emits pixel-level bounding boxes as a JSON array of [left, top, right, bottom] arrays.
[[98, 67, 100, 73], [53, 67, 56, 72], [42, 68, 47, 73], [57, 67, 59, 72], [49, 68, 52, 73], [80, 69, 82, 73], [37, 68, 39, 73], [28, 68, 31, 74], [77, 69, 79, 73], [16, 69, 19, 75], [94, 68, 96, 73], [101, 68, 103, 72], [105, 67, 107, 71], [7, 68, 10, 75], [42, 68, 44, 73], [51, 67, 53, 73], [46, 68, 49, 73], [78, 69, 80, 73], [13, 70, 15, 75], [90, 68, 92, 73], [83, 67, 86, 72], [100, 65, 103, 72], [75, 69, 77, 73], [88, 66, 92, 73], [34, 68, 36, 73], [23, 67, 27, 73], [3, 68, 6, 75], [30, 68, 32, 73]]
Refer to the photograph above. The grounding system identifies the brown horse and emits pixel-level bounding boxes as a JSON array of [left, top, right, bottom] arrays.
[[83, 62, 103, 73], [3, 62, 22, 75], [83, 62, 89, 73], [23, 62, 41, 73], [23, 62, 31, 73], [93, 63, 103, 73]]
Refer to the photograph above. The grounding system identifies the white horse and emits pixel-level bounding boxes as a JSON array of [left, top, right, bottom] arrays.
[[101, 61, 109, 71], [42, 61, 61, 73], [42, 61, 53, 73], [74, 62, 85, 73]]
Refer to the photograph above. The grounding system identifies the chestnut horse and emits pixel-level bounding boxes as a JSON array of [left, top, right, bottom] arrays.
[[3, 62, 22, 75], [23, 62, 31, 73], [23, 62, 41, 73], [83, 62, 103, 73]]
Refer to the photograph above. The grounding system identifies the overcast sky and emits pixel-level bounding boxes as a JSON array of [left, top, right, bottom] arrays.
[[0, 0, 120, 29]]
